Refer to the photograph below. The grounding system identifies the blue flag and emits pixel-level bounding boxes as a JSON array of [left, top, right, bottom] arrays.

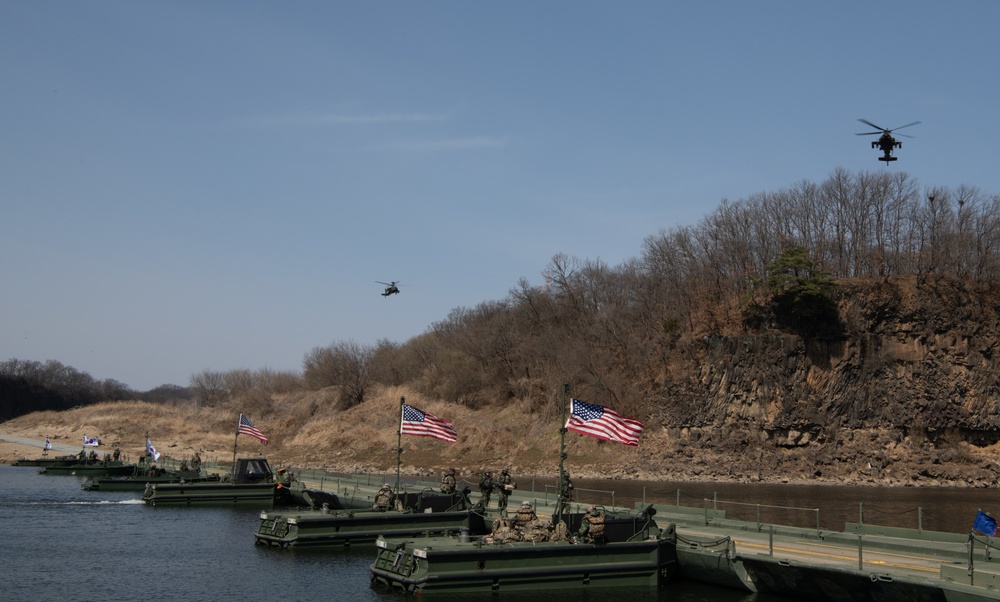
[[973, 510, 997, 536]]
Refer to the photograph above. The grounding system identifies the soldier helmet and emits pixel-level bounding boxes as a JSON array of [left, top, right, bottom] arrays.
[[485, 470, 492, 475], [521, 501, 531, 507], [447, 467, 456, 475], [383, 483, 391, 488], [588, 506, 600, 516], [502, 466, 510, 473]]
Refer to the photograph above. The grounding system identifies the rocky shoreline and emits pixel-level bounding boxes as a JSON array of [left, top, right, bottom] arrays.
[[4, 435, 995, 489]]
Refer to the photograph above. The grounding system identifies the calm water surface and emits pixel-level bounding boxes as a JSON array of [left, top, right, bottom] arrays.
[[9, 464, 997, 602]]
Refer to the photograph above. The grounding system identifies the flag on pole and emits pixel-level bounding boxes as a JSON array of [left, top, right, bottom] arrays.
[[566, 399, 645, 446], [973, 510, 997, 536], [83, 436, 100, 447], [401, 404, 458, 443], [44, 437, 52, 450], [238, 413, 269, 444], [146, 437, 161, 461]]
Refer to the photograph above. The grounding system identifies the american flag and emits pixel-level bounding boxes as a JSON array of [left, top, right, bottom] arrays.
[[566, 399, 644, 446], [238, 413, 269, 444], [400, 404, 458, 443]]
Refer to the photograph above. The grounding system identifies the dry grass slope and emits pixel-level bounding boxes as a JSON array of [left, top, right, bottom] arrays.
[[0, 385, 649, 478]]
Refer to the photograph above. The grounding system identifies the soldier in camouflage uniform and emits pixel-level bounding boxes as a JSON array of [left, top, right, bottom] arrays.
[[489, 516, 522, 543], [515, 501, 548, 542], [514, 501, 537, 528], [496, 466, 515, 515], [558, 468, 574, 514], [478, 470, 495, 507], [578, 506, 606, 544], [440, 468, 457, 494], [373, 483, 394, 511]]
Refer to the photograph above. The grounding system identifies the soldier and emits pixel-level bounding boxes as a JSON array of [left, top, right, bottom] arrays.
[[514, 501, 537, 529], [112, 447, 121, 462], [179, 460, 189, 472], [496, 466, 515, 515], [558, 468, 574, 513], [78, 448, 87, 462], [578, 506, 606, 544], [274, 467, 291, 487], [440, 467, 457, 494], [478, 470, 495, 507], [373, 483, 393, 511], [191, 452, 202, 472], [489, 516, 522, 543]]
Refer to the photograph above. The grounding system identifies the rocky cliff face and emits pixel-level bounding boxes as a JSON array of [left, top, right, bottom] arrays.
[[650, 276, 1000, 486]]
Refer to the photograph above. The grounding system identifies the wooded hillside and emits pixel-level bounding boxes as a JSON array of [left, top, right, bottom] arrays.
[[7, 168, 1000, 486]]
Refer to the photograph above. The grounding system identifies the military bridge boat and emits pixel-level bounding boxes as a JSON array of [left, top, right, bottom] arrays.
[[40, 460, 136, 477], [255, 487, 486, 549], [13, 455, 78, 468], [83, 465, 221, 492], [370, 505, 677, 595], [141, 457, 368, 509]]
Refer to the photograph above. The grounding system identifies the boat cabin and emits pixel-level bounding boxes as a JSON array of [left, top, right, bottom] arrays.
[[396, 488, 470, 513], [233, 457, 274, 484]]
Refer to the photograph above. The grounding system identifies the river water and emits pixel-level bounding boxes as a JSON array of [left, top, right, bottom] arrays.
[[7, 464, 999, 602]]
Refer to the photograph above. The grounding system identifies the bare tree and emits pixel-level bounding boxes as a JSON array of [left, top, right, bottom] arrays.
[[189, 370, 228, 405], [302, 340, 375, 408]]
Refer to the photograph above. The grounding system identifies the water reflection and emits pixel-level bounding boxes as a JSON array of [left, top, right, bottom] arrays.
[[511, 476, 998, 534]]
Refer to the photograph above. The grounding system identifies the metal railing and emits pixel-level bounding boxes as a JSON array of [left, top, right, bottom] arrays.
[[701, 495, 821, 531]]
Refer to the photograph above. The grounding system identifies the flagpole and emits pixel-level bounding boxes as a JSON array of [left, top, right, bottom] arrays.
[[396, 397, 404, 495], [232, 414, 241, 479], [557, 383, 569, 524]]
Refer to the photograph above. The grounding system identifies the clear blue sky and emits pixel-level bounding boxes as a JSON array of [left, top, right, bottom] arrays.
[[3, 2, 998, 391]]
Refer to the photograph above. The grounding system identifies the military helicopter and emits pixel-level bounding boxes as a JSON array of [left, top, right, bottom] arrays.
[[377, 281, 401, 297], [856, 119, 921, 163]]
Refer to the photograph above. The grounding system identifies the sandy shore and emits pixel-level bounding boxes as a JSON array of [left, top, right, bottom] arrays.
[[0, 436, 96, 463], [0, 441, 58, 463]]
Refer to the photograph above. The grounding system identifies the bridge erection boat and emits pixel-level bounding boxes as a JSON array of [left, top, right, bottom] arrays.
[[83, 466, 221, 491], [141, 457, 365, 509], [369, 505, 677, 595], [40, 460, 136, 477], [255, 488, 485, 549]]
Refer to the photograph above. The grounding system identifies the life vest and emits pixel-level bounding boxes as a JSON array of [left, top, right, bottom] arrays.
[[585, 513, 605, 539], [515, 507, 536, 527]]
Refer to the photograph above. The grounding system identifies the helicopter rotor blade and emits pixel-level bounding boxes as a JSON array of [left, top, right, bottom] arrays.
[[894, 132, 916, 139], [856, 131, 883, 136], [891, 121, 921, 132], [376, 281, 392, 286], [858, 118, 885, 131]]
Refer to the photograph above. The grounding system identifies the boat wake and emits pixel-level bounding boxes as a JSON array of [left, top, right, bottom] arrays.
[[68, 499, 144, 505], [21, 499, 144, 506]]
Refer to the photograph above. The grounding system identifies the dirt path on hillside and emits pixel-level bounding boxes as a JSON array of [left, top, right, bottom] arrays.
[[0, 436, 83, 462]]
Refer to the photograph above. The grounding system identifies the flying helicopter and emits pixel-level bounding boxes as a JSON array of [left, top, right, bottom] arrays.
[[377, 281, 401, 297], [856, 119, 921, 163]]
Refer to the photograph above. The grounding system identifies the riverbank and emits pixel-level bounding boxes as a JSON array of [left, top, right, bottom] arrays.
[[3, 391, 999, 488]]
